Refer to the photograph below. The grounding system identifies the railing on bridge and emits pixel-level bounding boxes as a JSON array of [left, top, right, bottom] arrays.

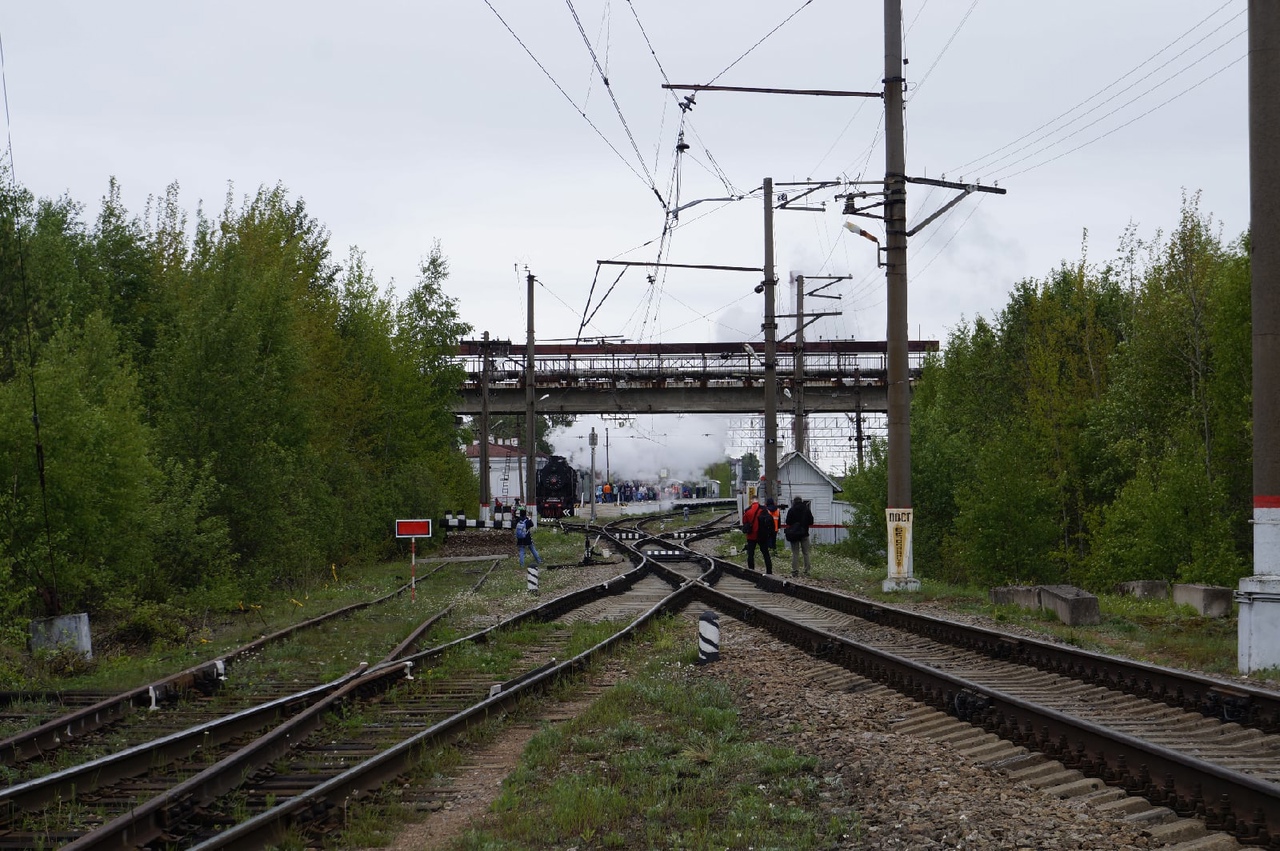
[[456, 340, 937, 391]]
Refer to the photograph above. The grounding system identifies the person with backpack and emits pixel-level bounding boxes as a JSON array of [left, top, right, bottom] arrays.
[[514, 510, 542, 569], [784, 496, 814, 577], [742, 495, 774, 574], [765, 498, 781, 553]]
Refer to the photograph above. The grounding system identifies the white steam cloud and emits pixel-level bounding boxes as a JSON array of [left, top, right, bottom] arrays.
[[548, 414, 729, 483]]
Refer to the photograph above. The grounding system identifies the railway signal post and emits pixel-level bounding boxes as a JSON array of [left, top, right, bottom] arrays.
[[395, 519, 433, 602]]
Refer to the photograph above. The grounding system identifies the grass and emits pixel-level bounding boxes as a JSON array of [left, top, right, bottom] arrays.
[[448, 616, 857, 850]]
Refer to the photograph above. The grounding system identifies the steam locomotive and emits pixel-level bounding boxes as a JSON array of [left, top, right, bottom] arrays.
[[536, 454, 580, 518]]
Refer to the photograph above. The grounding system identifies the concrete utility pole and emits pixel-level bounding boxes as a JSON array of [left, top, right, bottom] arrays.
[[525, 270, 537, 518], [763, 177, 779, 502], [1239, 0, 1280, 674], [479, 331, 492, 519], [589, 427, 598, 521], [882, 0, 919, 592], [793, 274, 806, 454]]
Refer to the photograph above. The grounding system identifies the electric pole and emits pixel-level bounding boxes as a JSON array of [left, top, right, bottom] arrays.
[[881, 0, 919, 591], [793, 274, 806, 454], [589, 427, 598, 521], [479, 331, 492, 518], [763, 177, 779, 501], [525, 270, 537, 518], [1240, 0, 1280, 673]]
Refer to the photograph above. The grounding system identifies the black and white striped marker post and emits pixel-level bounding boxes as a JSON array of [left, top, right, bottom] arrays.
[[696, 610, 720, 664], [527, 562, 539, 594]]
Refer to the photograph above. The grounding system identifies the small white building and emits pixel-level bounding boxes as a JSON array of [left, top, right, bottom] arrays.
[[776, 451, 851, 545], [465, 440, 544, 509]]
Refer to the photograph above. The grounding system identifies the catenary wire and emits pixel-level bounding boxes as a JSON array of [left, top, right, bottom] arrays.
[[481, 0, 657, 197], [982, 30, 1245, 183], [950, 0, 1242, 176], [707, 0, 818, 85], [910, 0, 980, 98], [565, 0, 663, 201], [993, 53, 1245, 183]]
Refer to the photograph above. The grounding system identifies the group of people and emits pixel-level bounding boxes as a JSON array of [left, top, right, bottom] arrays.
[[741, 494, 814, 576], [513, 494, 816, 577]]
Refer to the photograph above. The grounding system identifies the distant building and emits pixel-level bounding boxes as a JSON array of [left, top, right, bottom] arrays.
[[464, 440, 545, 507], [775, 451, 852, 545]]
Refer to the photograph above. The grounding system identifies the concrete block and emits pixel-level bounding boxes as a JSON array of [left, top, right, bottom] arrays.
[[1173, 583, 1234, 618], [1115, 579, 1170, 600], [990, 585, 1042, 609], [29, 613, 92, 660], [1039, 584, 1102, 626]]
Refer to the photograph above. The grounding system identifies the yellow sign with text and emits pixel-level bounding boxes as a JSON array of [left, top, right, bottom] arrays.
[[886, 508, 913, 578]]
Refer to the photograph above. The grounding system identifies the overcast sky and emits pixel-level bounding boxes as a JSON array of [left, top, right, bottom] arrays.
[[1, 1, 1250, 471]]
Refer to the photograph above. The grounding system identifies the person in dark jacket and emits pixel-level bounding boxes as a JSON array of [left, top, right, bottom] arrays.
[[514, 510, 542, 569], [765, 498, 781, 552], [742, 496, 774, 573], [785, 496, 814, 577]]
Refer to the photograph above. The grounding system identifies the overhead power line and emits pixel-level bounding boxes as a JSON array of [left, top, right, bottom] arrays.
[[565, 0, 664, 205], [950, 0, 1243, 177], [707, 0, 818, 85], [993, 53, 1245, 183], [983, 29, 1245, 183], [481, 0, 659, 200]]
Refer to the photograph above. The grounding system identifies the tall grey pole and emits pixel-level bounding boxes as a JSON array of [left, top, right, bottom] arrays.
[[763, 177, 779, 501], [882, 0, 918, 591], [479, 330, 492, 518], [589, 427, 598, 521], [1240, 0, 1280, 673], [793, 274, 806, 454], [525, 271, 537, 518]]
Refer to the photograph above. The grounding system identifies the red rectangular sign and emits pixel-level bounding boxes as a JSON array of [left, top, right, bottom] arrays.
[[395, 519, 433, 538]]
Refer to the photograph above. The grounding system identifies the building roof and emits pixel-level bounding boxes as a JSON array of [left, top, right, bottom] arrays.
[[464, 442, 545, 460], [777, 451, 843, 493]]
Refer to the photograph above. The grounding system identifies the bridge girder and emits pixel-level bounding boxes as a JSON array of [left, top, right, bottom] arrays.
[[454, 383, 889, 415]]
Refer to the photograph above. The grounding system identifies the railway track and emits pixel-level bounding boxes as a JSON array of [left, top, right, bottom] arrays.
[[0, 558, 504, 849], [7, 508, 1276, 848]]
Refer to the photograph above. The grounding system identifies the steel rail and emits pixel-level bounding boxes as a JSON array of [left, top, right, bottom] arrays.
[[182, 564, 696, 850], [704, 557, 1280, 734], [0, 577, 431, 766], [58, 559, 659, 849], [683, 579, 1280, 848]]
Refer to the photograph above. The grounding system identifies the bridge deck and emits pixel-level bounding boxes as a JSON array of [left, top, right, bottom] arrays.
[[455, 340, 935, 415]]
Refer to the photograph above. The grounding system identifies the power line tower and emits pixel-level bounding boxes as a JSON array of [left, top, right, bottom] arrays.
[[667, 0, 1005, 590]]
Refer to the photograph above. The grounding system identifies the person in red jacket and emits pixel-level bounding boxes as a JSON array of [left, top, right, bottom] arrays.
[[742, 496, 775, 573]]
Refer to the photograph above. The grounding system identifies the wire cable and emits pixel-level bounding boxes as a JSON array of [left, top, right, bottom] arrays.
[[707, 0, 817, 85], [482, 0, 656, 196], [993, 53, 1245, 183], [910, 0, 979, 97], [983, 30, 1244, 183], [950, 0, 1241, 177], [565, 0, 663, 203]]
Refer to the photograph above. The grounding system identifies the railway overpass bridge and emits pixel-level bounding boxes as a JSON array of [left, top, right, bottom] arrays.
[[453, 339, 938, 416]]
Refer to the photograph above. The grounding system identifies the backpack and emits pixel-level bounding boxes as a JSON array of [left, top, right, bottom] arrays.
[[515, 520, 531, 543], [741, 504, 758, 535]]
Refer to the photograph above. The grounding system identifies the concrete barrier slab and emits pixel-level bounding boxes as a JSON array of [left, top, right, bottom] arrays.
[[29, 613, 93, 660], [990, 586, 1042, 609], [1173, 583, 1234, 618], [1115, 580, 1170, 600], [1039, 584, 1102, 626]]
